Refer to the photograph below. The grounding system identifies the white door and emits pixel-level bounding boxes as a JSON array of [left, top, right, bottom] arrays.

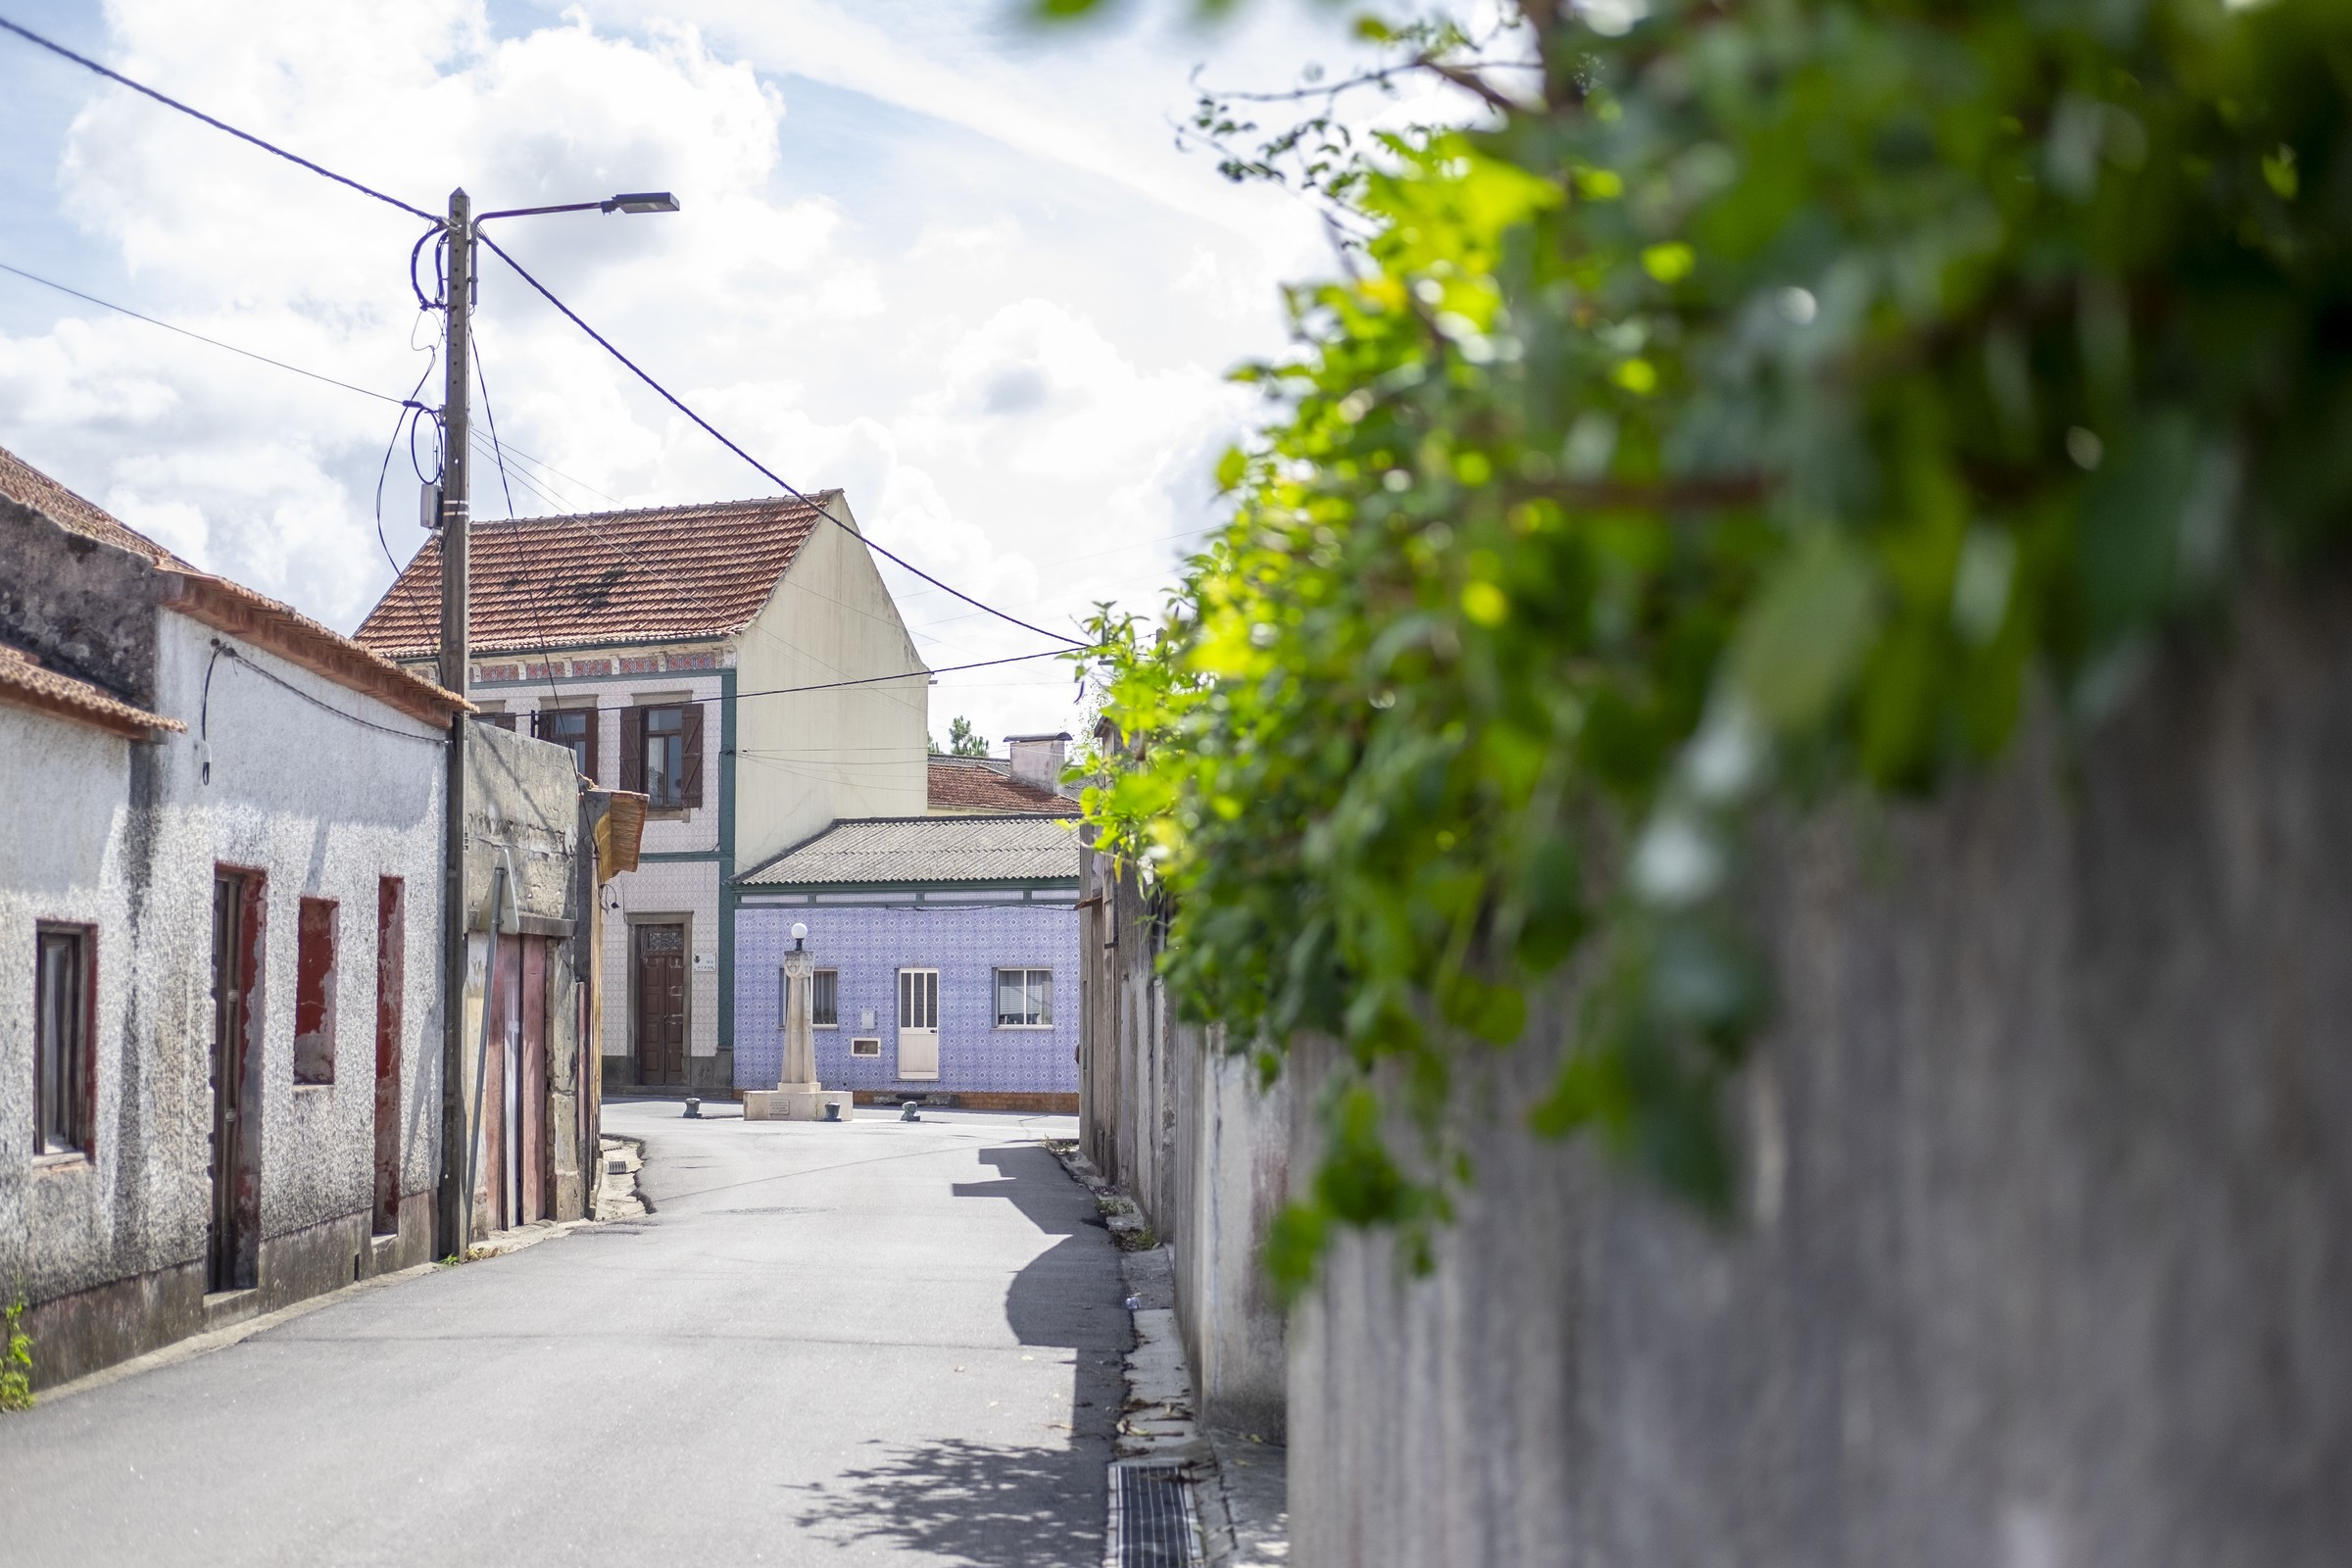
[[897, 968, 940, 1081]]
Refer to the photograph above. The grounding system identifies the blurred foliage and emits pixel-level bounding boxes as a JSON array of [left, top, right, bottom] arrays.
[[1064, 0, 2352, 1298]]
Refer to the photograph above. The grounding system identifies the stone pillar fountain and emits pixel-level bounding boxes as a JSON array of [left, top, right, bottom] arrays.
[[744, 921, 853, 1122]]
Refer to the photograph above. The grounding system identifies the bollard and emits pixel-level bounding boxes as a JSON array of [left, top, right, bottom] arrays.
[[684, 1097, 701, 1119], [899, 1100, 921, 1123], [823, 1101, 841, 1123]]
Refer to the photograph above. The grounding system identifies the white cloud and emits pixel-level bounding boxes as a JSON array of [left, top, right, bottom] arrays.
[[0, 0, 1406, 743]]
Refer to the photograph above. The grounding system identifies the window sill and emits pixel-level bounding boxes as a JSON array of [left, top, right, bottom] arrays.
[[294, 1081, 335, 1093], [31, 1150, 92, 1172], [994, 1024, 1055, 1032]]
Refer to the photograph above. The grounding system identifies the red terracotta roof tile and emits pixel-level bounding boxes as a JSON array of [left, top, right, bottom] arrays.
[[0, 643, 182, 739], [353, 493, 838, 661], [927, 757, 1076, 815]]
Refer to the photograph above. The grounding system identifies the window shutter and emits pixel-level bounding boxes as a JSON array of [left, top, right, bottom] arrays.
[[619, 707, 645, 794], [679, 702, 706, 808], [583, 706, 603, 786]]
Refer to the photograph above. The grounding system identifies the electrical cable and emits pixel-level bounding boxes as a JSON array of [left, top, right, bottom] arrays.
[[0, 16, 1084, 659], [372, 342, 437, 574], [0, 258, 407, 405], [207, 637, 444, 743], [470, 327, 566, 710], [0, 15, 437, 222], [471, 232, 1087, 649]]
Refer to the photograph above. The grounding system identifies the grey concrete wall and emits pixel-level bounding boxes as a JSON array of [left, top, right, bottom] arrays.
[[1080, 847, 1290, 1437], [1285, 584, 2352, 1566]]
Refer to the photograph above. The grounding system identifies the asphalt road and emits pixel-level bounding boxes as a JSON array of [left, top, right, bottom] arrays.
[[0, 1102, 1127, 1567]]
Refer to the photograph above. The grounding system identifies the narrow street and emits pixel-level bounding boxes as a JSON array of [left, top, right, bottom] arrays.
[[0, 1103, 1126, 1567]]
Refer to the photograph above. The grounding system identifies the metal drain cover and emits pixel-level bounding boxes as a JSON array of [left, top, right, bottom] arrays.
[[1104, 1460, 1201, 1567]]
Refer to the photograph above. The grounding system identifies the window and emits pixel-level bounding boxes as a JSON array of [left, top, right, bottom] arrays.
[[475, 710, 517, 732], [812, 968, 838, 1027], [534, 707, 597, 781], [899, 968, 939, 1030], [34, 925, 92, 1155], [850, 1037, 882, 1057], [294, 898, 338, 1085], [996, 968, 1053, 1028], [644, 705, 685, 806]]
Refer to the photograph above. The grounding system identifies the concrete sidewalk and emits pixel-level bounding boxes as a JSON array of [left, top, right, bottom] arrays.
[[0, 1101, 1125, 1566]]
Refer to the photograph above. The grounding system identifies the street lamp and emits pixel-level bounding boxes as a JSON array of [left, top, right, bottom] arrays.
[[433, 184, 677, 1259]]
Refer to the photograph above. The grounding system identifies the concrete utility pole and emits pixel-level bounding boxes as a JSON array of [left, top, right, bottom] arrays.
[[437, 186, 473, 1256]]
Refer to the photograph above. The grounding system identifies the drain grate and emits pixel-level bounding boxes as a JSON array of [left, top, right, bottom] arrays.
[[1104, 1460, 1201, 1568]]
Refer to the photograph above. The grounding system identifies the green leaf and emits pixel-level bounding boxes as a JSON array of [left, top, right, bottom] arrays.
[[1727, 531, 1883, 733]]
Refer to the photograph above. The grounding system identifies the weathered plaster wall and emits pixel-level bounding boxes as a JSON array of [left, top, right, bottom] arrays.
[[0, 500, 159, 704], [1, 605, 447, 1385], [1284, 587, 2352, 1567], [1079, 850, 1290, 1439]]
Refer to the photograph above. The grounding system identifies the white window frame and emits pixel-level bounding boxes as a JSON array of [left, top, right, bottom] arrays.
[[812, 967, 838, 1028], [849, 1036, 882, 1057], [994, 967, 1054, 1029]]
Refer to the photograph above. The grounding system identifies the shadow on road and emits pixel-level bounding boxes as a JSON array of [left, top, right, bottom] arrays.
[[955, 1145, 1130, 1354], [790, 1437, 1103, 1564]]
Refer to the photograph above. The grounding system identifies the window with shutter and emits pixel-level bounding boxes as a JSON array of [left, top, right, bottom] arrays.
[[678, 702, 705, 808], [619, 707, 645, 794]]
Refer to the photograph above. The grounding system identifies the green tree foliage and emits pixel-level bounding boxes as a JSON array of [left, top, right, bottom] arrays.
[[1067, 0, 2352, 1296], [931, 716, 992, 758]]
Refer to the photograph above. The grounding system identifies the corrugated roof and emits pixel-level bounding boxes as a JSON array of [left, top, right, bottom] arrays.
[[927, 757, 1077, 815], [353, 492, 839, 661], [739, 813, 1081, 888], [0, 643, 183, 739]]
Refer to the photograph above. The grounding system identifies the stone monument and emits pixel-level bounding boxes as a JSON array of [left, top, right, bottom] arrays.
[[743, 922, 853, 1122]]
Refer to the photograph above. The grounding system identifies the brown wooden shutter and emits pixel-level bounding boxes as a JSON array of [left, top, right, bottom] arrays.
[[583, 707, 603, 786], [619, 707, 645, 794], [679, 702, 705, 808]]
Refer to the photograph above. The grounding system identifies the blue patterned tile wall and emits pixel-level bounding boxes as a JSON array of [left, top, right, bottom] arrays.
[[733, 902, 1080, 1094]]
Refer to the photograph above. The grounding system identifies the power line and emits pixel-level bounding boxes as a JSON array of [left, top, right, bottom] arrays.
[[461, 648, 1070, 721], [0, 14, 436, 222], [472, 232, 1086, 650], [0, 258, 409, 405]]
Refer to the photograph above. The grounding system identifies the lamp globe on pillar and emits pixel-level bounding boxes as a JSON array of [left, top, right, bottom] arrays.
[[779, 922, 818, 1097]]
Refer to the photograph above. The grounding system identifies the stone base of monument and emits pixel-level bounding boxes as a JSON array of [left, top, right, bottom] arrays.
[[742, 1084, 856, 1122]]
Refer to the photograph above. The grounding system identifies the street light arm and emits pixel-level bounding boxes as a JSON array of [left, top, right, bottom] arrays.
[[474, 192, 680, 223]]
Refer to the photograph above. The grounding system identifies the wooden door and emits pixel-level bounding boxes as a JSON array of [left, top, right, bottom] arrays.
[[208, 872, 261, 1293], [520, 938, 548, 1224], [897, 967, 940, 1081], [634, 924, 687, 1086]]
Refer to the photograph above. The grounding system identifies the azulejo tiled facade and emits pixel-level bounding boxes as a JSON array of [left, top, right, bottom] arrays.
[[734, 901, 1079, 1097]]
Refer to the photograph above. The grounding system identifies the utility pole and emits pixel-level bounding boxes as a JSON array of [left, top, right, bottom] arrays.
[[437, 186, 473, 1257]]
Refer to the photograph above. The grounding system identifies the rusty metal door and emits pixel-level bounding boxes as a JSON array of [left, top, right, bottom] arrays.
[[634, 924, 686, 1086], [521, 937, 548, 1223]]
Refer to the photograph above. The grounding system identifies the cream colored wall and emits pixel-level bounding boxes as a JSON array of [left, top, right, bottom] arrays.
[[732, 502, 929, 870]]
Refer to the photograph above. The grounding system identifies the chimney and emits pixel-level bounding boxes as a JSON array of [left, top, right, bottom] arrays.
[[1006, 731, 1070, 794]]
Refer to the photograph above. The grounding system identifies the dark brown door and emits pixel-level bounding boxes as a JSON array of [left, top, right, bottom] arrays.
[[209, 871, 261, 1293], [634, 924, 686, 1086], [372, 878, 403, 1237]]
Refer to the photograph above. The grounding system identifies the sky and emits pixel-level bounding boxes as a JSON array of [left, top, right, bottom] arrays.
[[0, 0, 1419, 753]]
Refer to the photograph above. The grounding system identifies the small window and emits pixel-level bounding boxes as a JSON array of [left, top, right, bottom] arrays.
[[995, 968, 1053, 1028], [850, 1036, 882, 1057], [295, 898, 338, 1085], [812, 968, 838, 1027], [34, 924, 93, 1155], [644, 705, 686, 807], [535, 707, 595, 780]]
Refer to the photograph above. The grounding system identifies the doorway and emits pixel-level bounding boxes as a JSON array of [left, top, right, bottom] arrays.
[[897, 967, 940, 1081], [209, 870, 263, 1294], [372, 878, 403, 1236], [633, 922, 687, 1086]]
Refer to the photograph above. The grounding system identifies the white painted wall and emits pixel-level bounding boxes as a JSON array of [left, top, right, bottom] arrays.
[[733, 505, 928, 871]]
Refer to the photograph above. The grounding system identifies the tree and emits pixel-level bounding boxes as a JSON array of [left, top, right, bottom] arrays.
[[932, 716, 991, 758], [1063, 0, 2352, 1293]]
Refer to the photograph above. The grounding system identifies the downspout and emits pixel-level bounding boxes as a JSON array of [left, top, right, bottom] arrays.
[[717, 663, 738, 1089]]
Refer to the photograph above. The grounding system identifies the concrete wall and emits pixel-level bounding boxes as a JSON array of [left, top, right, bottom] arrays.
[[1079, 848, 1290, 1440], [0, 591, 447, 1388], [735, 898, 1079, 1099], [732, 508, 929, 872], [1283, 587, 2352, 1566]]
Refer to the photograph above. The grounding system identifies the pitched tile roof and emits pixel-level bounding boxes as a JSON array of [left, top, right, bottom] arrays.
[[738, 813, 1082, 888], [927, 756, 1078, 815], [0, 643, 183, 739], [0, 444, 466, 726], [352, 493, 840, 661]]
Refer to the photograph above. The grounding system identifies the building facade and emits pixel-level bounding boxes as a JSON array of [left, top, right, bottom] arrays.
[[0, 448, 467, 1389], [358, 491, 927, 1095], [734, 810, 1083, 1111]]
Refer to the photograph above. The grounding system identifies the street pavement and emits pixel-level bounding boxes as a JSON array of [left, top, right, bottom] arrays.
[[0, 1102, 1127, 1566]]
